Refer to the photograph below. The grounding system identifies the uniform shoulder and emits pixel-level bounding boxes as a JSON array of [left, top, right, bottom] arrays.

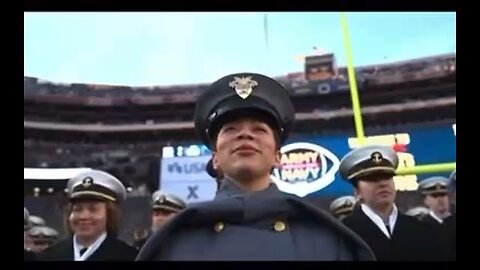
[[443, 215, 456, 231], [399, 212, 424, 224], [102, 237, 138, 260], [401, 212, 424, 222], [117, 238, 139, 255], [110, 237, 138, 250], [444, 214, 456, 224], [284, 197, 375, 259], [134, 236, 149, 250], [399, 213, 435, 232], [36, 237, 71, 260], [341, 212, 356, 222], [340, 209, 362, 226]]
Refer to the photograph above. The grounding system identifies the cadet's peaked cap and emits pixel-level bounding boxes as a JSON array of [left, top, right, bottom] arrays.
[[151, 190, 186, 212], [329, 196, 356, 217], [67, 170, 126, 203], [418, 176, 449, 195], [340, 145, 399, 183], [194, 73, 295, 148], [24, 207, 31, 230]]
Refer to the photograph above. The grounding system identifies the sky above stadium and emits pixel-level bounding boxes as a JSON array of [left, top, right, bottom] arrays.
[[24, 12, 456, 87]]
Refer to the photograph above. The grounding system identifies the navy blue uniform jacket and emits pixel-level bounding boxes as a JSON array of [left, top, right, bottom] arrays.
[[343, 205, 447, 261], [37, 234, 138, 261]]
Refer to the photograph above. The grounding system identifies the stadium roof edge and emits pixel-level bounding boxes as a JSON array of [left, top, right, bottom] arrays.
[[24, 53, 455, 89]]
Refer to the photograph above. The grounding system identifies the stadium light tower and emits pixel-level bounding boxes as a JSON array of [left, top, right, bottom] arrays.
[[339, 13, 455, 176]]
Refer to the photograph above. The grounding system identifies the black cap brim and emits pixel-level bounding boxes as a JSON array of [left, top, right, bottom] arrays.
[[193, 73, 295, 150], [350, 168, 396, 185], [205, 96, 282, 147], [152, 205, 182, 213], [70, 193, 116, 203]]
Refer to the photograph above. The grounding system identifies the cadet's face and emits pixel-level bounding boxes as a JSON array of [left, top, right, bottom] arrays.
[[213, 118, 279, 180], [151, 209, 176, 230], [69, 201, 108, 239], [356, 174, 396, 207], [425, 193, 450, 215]]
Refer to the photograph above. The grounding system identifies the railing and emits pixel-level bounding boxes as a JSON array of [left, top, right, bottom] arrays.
[[24, 96, 455, 132]]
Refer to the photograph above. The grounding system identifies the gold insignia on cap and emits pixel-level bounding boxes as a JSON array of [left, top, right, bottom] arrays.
[[214, 222, 224, 233], [82, 177, 94, 188], [371, 152, 383, 164], [274, 221, 286, 232], [158, 195, 166, 204], [229, 76, 258, 99]]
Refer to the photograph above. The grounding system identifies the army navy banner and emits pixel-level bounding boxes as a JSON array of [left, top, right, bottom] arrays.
[[160, 122, 456, 198]]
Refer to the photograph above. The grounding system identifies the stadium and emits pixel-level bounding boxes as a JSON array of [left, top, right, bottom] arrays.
[[24, 51, 456, 245]]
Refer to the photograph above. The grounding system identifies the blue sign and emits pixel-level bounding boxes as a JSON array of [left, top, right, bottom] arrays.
[[281, 122, 456, 198], [160, 122, 456, 199]]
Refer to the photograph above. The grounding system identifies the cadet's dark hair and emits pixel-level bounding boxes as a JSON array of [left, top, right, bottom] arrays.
[[63, 200, 122, 237]]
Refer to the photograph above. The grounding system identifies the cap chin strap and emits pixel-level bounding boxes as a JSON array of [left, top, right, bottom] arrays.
[[348, 167, 396, 180], [71, 191, 116, 202]]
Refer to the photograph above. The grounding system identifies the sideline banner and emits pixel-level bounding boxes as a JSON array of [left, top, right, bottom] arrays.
[[160, 122, 456, 199]]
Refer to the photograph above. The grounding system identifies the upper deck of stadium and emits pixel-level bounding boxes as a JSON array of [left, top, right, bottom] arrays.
[[24, 53, 455, 103]]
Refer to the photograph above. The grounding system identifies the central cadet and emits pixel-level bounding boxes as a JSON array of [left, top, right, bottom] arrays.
[[136, 73, 375, 261]]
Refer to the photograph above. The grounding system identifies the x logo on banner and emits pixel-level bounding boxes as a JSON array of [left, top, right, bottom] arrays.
[[187, 185, 199, 200]]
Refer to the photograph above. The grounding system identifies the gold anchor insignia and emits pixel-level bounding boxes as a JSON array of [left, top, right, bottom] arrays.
[[158, 195, 166, 204], [82, 177, 94, 188], [229, 76, 258, 99], [371, 152, 383, 164]]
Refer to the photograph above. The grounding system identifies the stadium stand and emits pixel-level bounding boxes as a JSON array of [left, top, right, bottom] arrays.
[[24, 53, 455, 244]]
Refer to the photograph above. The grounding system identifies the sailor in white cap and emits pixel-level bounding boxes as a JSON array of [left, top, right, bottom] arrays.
[[29, 215, 46, 227], [150, 190, 186, 230], [38, 170, 137, 261], [134, 190, 186, 250], [416, 176, 453, 258], [28, 226, 59, 253], [24, 207, 36, 261], [329, 196, 357, 220], [418, 176, 451, 223], [339, 145, 447, 261], [25, 213, 46, 252], [404, 206, 430, 221]]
